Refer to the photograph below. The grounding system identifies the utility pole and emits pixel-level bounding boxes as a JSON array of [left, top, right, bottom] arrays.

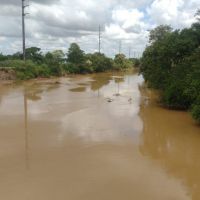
[[98, 25, 101, 53], [128, 46, 131, 59], [22, 0, 28, 61], [119, 40, 121, 54]]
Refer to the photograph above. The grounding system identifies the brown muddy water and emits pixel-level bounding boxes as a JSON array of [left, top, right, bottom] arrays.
[[0, 71, 200, 200]]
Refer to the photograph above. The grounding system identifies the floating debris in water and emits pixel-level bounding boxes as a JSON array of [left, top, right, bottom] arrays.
[[106, 98, 114, 103], [55, 81, 61, 84], [113, 93, 121, 96], [128, 97, 133, 103]]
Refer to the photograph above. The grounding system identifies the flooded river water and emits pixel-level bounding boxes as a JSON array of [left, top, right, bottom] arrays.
[[0, 71, 200, 200]]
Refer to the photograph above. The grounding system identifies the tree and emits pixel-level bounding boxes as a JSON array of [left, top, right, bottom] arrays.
[[140, 11, 200, 122], [44, 51, 64, 76], [195, 9, 200, 21], [25, 47, 44, 64], [114, 54, 132, 70], [129, 58, 140, 67], [67, 43, 85, 65], [51, 50, 65, 63], [149, 25, 172, 43], [88, 53, 113, 72], [192, 100, 200, 123], [0, 53, 7, 61], [12, 52, 22, 60]]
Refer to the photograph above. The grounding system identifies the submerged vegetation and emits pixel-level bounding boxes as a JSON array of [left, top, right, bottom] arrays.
[[140, 10, 200, 122], [0, 43, 138, 80]]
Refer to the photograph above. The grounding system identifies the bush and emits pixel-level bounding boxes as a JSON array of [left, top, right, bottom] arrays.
[[15, 60, 50, 80], [0, 43, 136, 81], [191, 104, 200, 123], [89, 53, 113, 72], [162, 81, 191, 109], [113, 54, 132, 71], [140, 19, 200, 122], [0, 60, 52, 80], [63, 63, 80, 74]]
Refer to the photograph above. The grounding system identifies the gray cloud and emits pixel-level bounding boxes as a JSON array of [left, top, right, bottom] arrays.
[[0, 0, 199, 56], [0, 0, 59, 6]]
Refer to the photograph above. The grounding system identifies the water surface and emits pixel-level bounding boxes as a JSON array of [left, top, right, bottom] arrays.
[[0, 71, 199, 200]]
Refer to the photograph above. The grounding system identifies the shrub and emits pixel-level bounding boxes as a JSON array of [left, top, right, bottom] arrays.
[[140, 19, 200, 122], [113, 54, 132, 70], [191, 105, 200, 122]]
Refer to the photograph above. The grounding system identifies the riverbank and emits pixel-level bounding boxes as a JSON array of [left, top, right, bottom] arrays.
[[0, 67, 137, 84], [0, 68, 16, 81]]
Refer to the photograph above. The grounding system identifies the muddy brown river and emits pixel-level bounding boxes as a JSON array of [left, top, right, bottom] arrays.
[[0, 71, 200, 200]]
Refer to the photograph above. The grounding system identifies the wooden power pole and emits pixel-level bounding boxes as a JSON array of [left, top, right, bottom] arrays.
[[98, 25, 101, 53], [22, 0, 28, 61], [119, 40, 122, 54], [128, 46, 131, 59]]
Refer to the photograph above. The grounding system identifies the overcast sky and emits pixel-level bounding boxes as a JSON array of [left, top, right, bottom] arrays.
[[0, 0, 199, 57]]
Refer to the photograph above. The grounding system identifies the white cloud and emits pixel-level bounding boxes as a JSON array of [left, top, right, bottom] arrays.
[[112, 8, 144, 29], [0, 0, 199, 56], [147, 0, 198, 28], [105, 24, 127, 39]]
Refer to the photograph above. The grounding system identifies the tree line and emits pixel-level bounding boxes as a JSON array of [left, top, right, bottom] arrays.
[[0, 43, 139, 80], [140, 10, 200, 123]]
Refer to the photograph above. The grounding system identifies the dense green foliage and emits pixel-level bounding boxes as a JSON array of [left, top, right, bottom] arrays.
[[0, 60, 51, 79], [113, 54, 132, 70], [140, 11, 200, 122], [0, 43, 135, 80]]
